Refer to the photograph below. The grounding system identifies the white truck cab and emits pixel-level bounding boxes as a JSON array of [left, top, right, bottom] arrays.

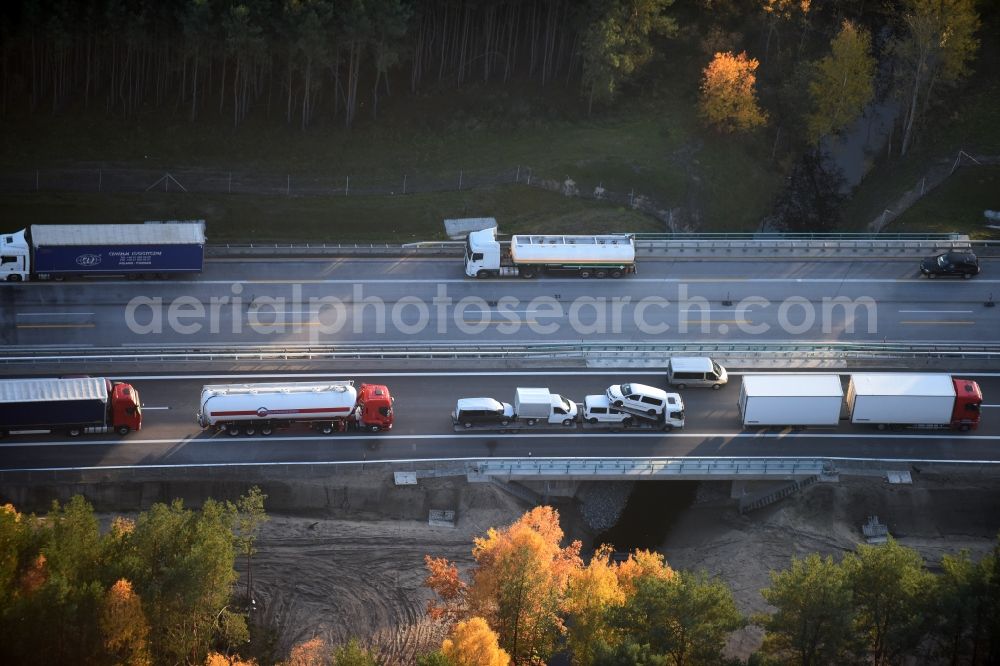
[[465, 227, 505, 278], [0, 229, 30, 282]]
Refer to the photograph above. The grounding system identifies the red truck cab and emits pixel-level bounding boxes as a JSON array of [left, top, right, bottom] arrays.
[[356, 384, 394, 432], [952, 378, 982, 431], [110, 381, 143, 435]]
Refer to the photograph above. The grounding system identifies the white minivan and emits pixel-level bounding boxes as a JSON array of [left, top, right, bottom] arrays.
[[606, 383, 678, 416], [583, 394, 633, 425], [667, 357, 728, 390]]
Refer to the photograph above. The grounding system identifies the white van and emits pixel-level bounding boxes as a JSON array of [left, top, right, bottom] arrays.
[[583, 395, 633, 424], [606, 383, 673, 416], [667, 357, 728, 390]]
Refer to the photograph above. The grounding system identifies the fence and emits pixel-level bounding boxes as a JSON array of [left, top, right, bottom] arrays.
[[0, 164, 675, 224], [869, 151, 1000, 232]]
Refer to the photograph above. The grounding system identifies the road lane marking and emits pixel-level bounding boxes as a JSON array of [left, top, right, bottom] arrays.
[[982, 405, 1000, 408], [9, 277, 1000, 286], [682, 320, 750, 325], [899, 320, 975, 325], [57, 371, 1000, 381], [6, 432, 1000, 449], [140, 407, 171, 411], [16, 312, 95, 317], [897, 310, 974, 314], [15, 323, 96, 329]]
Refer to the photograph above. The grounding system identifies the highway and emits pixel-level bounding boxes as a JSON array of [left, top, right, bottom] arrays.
[[2, 256, 999, 347], [2, 370, 999, 471]]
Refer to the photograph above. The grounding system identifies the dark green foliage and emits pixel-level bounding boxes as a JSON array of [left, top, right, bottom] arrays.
[[605, 570, 744, 665], [332, 637, 378, 665], [415, 649, 453, 666], [0, 492, 266, 666]]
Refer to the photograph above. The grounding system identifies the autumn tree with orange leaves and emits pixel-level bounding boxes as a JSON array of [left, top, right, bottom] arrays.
[[101, 579, 152, 666], [563, 545, 625, 666], [441, 617, 511, 666], [699, 51, 768, 133], [425, 506, 581, 664]]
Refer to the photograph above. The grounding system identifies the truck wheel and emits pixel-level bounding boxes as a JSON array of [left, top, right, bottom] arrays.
[[927, 273, 936, 279], [464, 422, 473, 429], [521, 268, 536, 279], [68, 427, 82, 437], [260, 425, 273, 436], [877, 423, 887, 431], [476, 270, 490, 279], [712, 384, 722, 390], [647, 409, 657, 416], [959, 424, 971, 432], [116, 425, 130, 436], [676, 383, 686, 390], [243, 424, 256, 436], [526, 418, 538, 426], [227, 425, 241, 436], [580, 270, 591, 279], [622, 418, 633, 427], [6, 274, 22, 282], [611, 270, 623, 279], [368, 425, 381, 433], [662, 424, 673, 432], [320, 424, 334, 435], [963, 272, 973, 279], [595, 270, 608, 279], [562, 419, 573, 426], [500, 419, 510, 426], [588, 418, 599, 424]]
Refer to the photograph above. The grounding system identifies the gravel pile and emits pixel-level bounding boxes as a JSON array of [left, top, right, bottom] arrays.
[[578, 481, 635, 531]]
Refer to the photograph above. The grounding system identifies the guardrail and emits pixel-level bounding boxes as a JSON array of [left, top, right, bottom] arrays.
[[3, 341, 1000, 365], [205, 234, 1000, 258], [471, 457, 833, 480]]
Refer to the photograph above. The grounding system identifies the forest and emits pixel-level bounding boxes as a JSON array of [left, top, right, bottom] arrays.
[[0, 0, 986, 149]]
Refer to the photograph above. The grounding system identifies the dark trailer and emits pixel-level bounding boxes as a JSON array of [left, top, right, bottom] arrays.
[[29, 221, 205, 278]]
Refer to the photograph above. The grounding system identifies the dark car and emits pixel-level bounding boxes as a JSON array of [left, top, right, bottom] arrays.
[[920, 251, 980, 279]]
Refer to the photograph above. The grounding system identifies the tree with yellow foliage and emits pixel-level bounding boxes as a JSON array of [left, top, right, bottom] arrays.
[[441, 617, 510, 666], [563, 545, 625, 666], [613, 548, 675, 597], [425, 506, 582, 664], [699, 51, 768, 133], [101, 578, 152, 666], [807, 21, 875, 143]]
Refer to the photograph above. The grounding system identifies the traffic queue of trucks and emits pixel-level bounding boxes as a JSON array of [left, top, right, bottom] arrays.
[[0, 221, 206, 281], [0, 370, 983, 440]]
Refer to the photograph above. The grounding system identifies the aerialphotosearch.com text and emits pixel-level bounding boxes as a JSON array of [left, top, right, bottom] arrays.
[[124, 283, 878, 339]]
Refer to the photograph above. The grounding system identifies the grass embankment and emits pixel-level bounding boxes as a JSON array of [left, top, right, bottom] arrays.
[[0, 83, 780, 240], [842, 14, 1000, 239]]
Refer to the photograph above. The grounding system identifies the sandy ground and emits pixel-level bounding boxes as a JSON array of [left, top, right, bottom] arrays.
[[241, 471, 1000, 664]]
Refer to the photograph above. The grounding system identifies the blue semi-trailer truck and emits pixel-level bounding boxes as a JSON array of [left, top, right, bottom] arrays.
[[0, 221, 205, 281]]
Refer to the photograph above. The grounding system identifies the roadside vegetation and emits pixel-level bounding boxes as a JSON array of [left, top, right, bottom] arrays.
[[0, 1, 995, 240], [3, 498, 999, 664]]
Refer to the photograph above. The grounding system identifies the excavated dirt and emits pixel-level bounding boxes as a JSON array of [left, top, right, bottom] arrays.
[[131, 471, 1000, 663]]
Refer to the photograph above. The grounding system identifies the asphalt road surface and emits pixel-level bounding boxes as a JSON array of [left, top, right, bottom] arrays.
[[1, 257, 999, 347], [2, 370, 999, 471]]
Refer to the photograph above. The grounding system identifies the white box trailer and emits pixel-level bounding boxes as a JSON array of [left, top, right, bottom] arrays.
[[739, 374, 844, 427], [847, 373, 959, 428]]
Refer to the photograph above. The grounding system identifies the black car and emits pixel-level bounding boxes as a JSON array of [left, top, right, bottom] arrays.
[[920, 251, 980, 279]]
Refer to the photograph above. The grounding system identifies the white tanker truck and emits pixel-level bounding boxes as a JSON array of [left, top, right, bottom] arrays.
[[464, 226, 636, 279], [197, 380, 394, 436]]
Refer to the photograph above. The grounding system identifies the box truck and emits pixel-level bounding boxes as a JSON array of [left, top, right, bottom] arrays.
[[738, 375, 844, 427], [464, 226, 636, 279], [197, 381, 394, 435], [847, 373, 982, 431], [0, 221, 205, 281], [0, 377, 142, 437]]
